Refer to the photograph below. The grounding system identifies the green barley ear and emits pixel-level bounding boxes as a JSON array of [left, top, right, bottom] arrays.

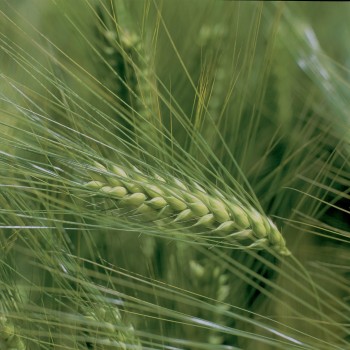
[[84, 161, 290, 256]]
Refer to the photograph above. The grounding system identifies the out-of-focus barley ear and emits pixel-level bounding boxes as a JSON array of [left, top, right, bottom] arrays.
[[0, 316, 26, 350], [106, 0, 163, 156], [199, 24, 229, 117], [167, 256, 231, 345], [196, 23, 231, 153], [95, 0, 162, 154], [272, 32, 295, 132], [81, 306, 142, 350]]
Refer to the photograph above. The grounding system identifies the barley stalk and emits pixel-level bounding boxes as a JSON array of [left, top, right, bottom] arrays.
[[85, 162, 290, 256]]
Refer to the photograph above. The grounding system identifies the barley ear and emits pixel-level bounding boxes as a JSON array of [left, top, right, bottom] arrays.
[[0, 316, 26, 350], [85, 161, 290, 256]]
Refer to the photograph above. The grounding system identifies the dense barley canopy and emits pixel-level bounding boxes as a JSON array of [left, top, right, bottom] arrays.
[[0, 1, 349, 349]]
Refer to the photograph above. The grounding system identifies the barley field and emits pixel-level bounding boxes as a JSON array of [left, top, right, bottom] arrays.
[[0, 1, 349, 349]]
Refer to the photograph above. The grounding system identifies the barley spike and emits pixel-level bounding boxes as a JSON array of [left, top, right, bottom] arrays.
[[85, 162, 291, 256]]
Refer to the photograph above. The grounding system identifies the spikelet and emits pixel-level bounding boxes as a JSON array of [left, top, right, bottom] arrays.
[[84, 162, 290, 256]]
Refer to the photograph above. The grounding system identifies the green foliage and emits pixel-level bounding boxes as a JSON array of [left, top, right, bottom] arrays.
[[0, 1, 349, 349]]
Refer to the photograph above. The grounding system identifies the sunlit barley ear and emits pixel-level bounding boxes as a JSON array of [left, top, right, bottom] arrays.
[[85, 161, 290, 256]]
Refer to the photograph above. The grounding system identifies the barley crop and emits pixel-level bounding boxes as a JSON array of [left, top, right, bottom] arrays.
[[1, 1, 349, 349]]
